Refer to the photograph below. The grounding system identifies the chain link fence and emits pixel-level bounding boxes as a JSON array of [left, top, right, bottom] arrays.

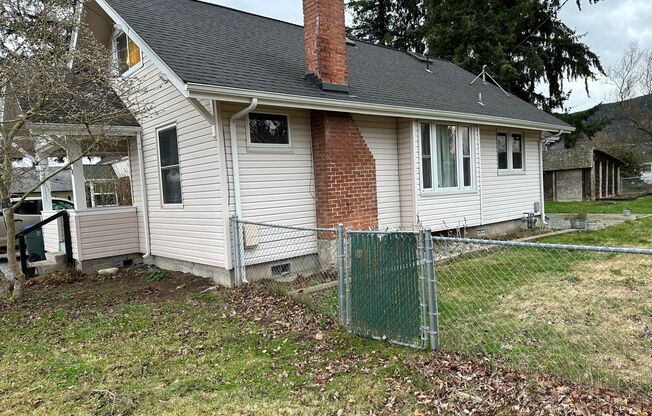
[[433, 236, 652, 395], [232, 217, 652, 395], [231, 218, 341, 316], [621, 176, 652, 197]]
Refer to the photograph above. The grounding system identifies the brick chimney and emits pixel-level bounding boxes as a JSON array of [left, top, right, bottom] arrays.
[[302, 0, 349, 92]]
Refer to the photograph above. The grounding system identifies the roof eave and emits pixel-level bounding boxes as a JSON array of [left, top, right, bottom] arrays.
[[186, 82, 574, 133]]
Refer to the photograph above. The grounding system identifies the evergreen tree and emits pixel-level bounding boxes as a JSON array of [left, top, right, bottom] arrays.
[[425, 0, 602, 111], [347, 0, 603, 111], [348, 0, 426, 53]]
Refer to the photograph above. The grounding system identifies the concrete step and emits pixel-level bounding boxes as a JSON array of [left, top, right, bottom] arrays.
[[45, 251, 67, 266], [30, 251, 68, 275]]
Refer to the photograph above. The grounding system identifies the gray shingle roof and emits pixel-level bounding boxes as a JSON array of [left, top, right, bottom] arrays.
[[104, 0, 569, 130], [543, 136, 624, 171]]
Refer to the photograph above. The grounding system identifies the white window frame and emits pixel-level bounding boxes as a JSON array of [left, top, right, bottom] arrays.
[[112, 29, 144, 78], [497, 131, 525, 174], [156, 123, 183, 208], [419, 122, 476, 193], [245, 111, 292, 151]]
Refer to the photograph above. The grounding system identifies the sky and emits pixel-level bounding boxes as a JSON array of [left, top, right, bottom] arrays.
[[206, 0, 652, 112]]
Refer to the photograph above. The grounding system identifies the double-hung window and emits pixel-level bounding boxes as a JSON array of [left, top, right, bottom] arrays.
[[497, 132, 524, 172], [420, 122, 474, 192], [158, 125, 183, 205]]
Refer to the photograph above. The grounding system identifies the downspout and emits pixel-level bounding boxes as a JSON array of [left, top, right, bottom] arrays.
[[136, 131, 151, 258], [229, 98, 258, 219], [538, 137, 547, 225]]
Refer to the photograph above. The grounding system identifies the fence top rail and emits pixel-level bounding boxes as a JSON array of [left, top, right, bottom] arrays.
[[432, 236, 652, 256], [347, 229, 420, 235], [235, 218, 337, 233]]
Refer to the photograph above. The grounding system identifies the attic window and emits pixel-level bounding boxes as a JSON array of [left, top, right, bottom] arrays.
[[114, 32, 142, 75]]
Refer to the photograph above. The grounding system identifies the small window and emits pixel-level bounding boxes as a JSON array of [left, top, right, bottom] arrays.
[[115, 32, 141, 75], [512, 134, 523, 170], [497, 131, 525, 171], [158, 126, 182, 205], [248, 113, 290, 146]]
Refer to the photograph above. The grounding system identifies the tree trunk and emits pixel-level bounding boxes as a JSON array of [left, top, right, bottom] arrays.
[[4, 208, 25, 301]]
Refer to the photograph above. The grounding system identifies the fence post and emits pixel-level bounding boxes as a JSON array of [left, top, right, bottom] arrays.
[[424, 228, 440, 351], [337, 223, 347, 325], [418, 230, 429, 347]]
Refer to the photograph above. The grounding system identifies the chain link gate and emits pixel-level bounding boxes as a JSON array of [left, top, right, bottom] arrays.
[[231, 217, 437, 350], [344, 230, 433, 349]]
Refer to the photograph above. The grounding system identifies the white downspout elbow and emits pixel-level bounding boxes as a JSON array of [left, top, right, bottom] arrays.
[[229, 98, 258, 219], [136, 131, 152, 258]]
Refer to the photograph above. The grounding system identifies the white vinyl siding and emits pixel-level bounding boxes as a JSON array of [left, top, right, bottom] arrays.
[[480, 126, 542, 223], [398, 119, 417, 229], [353, 115, 402, 230], [222, 103, 316, 266], [130, 55, 228, 268], [70, 208, 140, 261]]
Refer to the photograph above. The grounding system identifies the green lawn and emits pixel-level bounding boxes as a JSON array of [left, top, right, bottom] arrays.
[[434, 216, 652, 394], [545, 195, 652, 214], [2, 220, 652, 414], [0, 272, 429, 415]]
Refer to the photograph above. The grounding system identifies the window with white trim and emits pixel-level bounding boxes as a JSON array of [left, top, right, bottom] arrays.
[[420, 122, 474, 191], [113, 32, 142, 75], [158, 126, 182, 205], [497, 132, 524, 171], [247, 112, 290, 147]]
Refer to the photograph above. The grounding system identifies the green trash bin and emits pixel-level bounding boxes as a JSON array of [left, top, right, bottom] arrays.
[[19, 225, 46, 262]]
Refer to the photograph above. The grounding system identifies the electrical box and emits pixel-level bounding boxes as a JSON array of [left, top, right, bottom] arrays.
[[243, 224, 259, 248]]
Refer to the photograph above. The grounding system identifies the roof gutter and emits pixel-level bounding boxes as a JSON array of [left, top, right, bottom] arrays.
[[186, 83, 575, 134], [229, 98, 258, 219]]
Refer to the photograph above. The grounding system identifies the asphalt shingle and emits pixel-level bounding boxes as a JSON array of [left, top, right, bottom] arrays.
[[105, 0, 569, 129]]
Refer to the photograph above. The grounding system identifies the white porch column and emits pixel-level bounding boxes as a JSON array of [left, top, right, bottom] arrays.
[[598, 161, 603, 198], [617, 166, 622, 195], [66, 142, 87, 211], [37, 163, 53, 212], [606, 160, 610, 197], [611, 163, 616, 196]]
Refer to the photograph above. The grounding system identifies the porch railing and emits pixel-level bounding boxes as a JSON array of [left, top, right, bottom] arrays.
[[15, 210, 73, 276]]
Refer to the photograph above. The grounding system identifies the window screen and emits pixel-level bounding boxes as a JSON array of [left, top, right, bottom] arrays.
[[248, 113, 289, 145], [158, 126, 182, 204]]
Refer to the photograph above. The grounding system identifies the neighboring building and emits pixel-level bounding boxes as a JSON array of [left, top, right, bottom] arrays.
[[21, 0, 572, 283], [543, 136, 624, 201]]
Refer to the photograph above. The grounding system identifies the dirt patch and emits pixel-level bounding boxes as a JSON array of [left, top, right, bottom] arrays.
[[1, 266, 214, 312]]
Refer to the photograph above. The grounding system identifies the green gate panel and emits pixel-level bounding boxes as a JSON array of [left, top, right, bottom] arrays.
[[348, 233, 423, 347]]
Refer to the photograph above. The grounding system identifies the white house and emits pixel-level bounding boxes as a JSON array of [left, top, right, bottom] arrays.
[[32, 0, 572, 285]]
